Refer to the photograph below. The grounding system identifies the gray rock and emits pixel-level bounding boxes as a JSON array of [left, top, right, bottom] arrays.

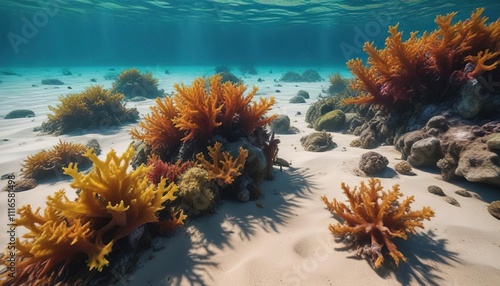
[[358, 151, 388, 175], [428, 185, 445, 196], [445, 196, 460, 207], [297, 90, 310, 99], [269, 114, 291, 134], [4, 109, 35, 119], [289, 96, 306, 104], [407, 137, 442, 167], [455, 189, 472, 197]]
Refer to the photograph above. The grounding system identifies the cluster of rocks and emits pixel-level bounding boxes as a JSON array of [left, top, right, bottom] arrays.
[[396, 115, 500, 187]]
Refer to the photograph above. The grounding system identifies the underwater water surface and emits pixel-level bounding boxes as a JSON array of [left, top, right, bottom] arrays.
[[1, 0, 499, 67]]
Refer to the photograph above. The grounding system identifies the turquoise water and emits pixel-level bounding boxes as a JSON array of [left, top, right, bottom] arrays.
[[0, 0, 499, 67]]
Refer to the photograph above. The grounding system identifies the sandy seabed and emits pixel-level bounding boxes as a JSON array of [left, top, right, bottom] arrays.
[[0, 66, 499, 286]]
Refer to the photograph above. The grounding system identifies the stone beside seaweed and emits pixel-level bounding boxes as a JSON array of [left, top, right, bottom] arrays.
[[4, 109, 35, 119], [41, 78, 64, 85]]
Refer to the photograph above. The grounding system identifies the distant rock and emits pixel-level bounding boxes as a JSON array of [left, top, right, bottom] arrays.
[[358, 151, 388, 175], [4, 109, 35, 119], [41, 79, 64, 85], [297, 90, 310, 99], [289, 96, 306, 103], [268, 115, 291, 134], [61, 69, 72, 76], [300, 131, 337, 152], [128, 96, 147, 102]]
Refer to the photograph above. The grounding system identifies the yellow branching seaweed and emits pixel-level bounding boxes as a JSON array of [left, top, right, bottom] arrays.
[[49, 146, 179, 241], [321, 178, 434, 268], [2, 146, 184, 285], [196, 142, 248, 186]]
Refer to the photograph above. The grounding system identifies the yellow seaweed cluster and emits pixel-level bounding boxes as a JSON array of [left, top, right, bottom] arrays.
[[21, 139, 90, 181], [321, 178, 434, 268], [111, 68, 163, 99], [343, 8, 500, 107], [2, 146, 184, 285], [42, 85, 138, 134]]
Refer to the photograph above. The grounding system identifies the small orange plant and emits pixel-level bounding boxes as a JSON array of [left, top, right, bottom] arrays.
[[321, 178, 434, 268]]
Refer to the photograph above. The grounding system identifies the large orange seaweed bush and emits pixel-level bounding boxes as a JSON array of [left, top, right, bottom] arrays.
[[343, 8, 500, 107], [131, 74, 277, 157], [321, 178, 434, 268], [1, 146, 185, 285]]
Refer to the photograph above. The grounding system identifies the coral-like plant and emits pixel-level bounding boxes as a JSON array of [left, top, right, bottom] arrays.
[[131, 75, 277, 157], [177, 167, 216, 214], [342, 8, 500, 107], [2, 146, 185, 285], [49, 146, 180, 241], [147, 156, 195, 185], [172, 77, 224, 142], [111, 68, 164, 99], [21, 139, 91, 180], [42, 85, 139, 134], [130, 96, 184, 156], [321, 178, 434, 268], [196, 142, 248, 186]]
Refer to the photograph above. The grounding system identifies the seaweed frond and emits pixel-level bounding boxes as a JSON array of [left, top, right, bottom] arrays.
[[172, 77, 223, 142], [21, 140, 91, 180], [196, 142, 248, 186], [321, 178, 434, 268], [130, 96, 183, 155]]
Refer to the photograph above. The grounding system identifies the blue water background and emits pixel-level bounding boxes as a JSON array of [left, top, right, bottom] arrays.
[[0, 0, 499, 68]]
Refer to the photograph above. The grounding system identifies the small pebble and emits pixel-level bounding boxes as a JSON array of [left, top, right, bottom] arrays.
[[295, 111, 301, 116], [1, 173, 14, 180], [455, 189, 472, 197], [428, 185, 445, 196], [67, 86, 72, 89], [445, 196, 460, 207], [275, 89, 281, 93]]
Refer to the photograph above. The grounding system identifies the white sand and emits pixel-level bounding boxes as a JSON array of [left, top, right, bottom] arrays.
[[1, 66, 499, 285]]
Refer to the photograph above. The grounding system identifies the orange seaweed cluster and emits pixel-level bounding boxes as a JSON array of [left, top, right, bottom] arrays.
[[131, 75, 277, 154], [2, 146, 185, 285], [321, 178, 434, 268], [343, 8, 500, 107], [196, 142, 248, 186]]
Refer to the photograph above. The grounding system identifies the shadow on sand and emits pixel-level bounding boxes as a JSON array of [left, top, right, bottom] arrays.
[[134, 166, 317, 286], [371, 230, 460, 286]]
